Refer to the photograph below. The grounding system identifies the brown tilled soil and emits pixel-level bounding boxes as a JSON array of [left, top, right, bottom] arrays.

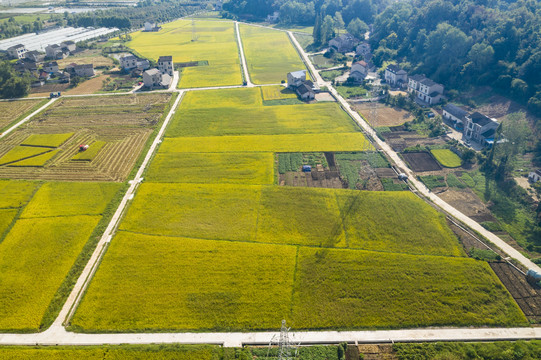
[[356, 344, 396, 360], [437, 188, 495, 223], [0, 93, 171, 182], [64, 74, 110, 95], [29, 83, 70, 97], [401, 152, 441, 172], [490, 261, 541, 322], [353, 104, 413, 127]]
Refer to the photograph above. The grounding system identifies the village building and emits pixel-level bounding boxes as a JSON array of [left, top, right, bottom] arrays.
[[142, 68, 171, 89], [350, 60, 369, 82], [407, 74, 444, 104], [529, 169, 541, 183], [7, 44, 27, 59], [43, 61, 59, 73], [25, 50, 45, 63], [442, 103, 469, 130], [73, 64, 95, 77], [287, 70, 316, 100], [158, 55, 174, 76], [45, 44, 66, 59], [14, 60, 38, 75], [384, 64, 407, 88], [266, 11, 280, 23], [144, 22, 161, 32], [61, 40, 76, 53], [120, 55, 138, 70], [329, 33, 360, 53], [355, 42, 371, 57], [464, 112, 499, 146]]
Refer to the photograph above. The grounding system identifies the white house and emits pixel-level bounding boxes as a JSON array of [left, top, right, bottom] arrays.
[[408, 74, 444, 104], [7, 44, 27, 59], [45, 44, 63, 59], [529, 170, 541, 183], [137, 59, 150, 70], [442, 103, 469, 130], [329, 33, 359, 53], [158, 55, 173, 76], [144, 22, 160, 32], [143, 68, 171, 89], [464, 112, 499, 146], [287, 70, 307, 88], [384, 64, 407, 87], [43, 61, 59, 73], [120, 55, 138, 70], [73, 64, 95, 77], [266, 11, 280, 23], [25, 50, 45, 63], [350, 60, 369, 82]]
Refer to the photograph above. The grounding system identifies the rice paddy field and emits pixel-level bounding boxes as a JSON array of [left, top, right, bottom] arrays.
[[0, 181, 121, 331], [431, 149, 462, 168], [0, 99, 44, 131], [70, 85, 526, 332], [239, 24, 307, 84], [126, 19, 242, 88]]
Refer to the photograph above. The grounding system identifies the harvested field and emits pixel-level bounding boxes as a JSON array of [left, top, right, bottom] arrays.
[[0, 94, 172, 181], [353, 103, 412, 127], [402, 152, 441, 172], [0, 99, 43, 130], [28, 83, 70, 97], [438, 188, 496, 223], [490, 261, 541, 322], [56, 49, 114, 69], [64, 75, 108, 95]]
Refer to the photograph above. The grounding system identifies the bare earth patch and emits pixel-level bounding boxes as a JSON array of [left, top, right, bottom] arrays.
[[353, 103, 413, 127]]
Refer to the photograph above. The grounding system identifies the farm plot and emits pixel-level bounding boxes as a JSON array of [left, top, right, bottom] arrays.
[[0, 180, 37, 209], [160, 133, 372, 153], [336, 191, 463, 256], [166, 87, 358, 137], [0, 94, 172, 181], [402, 152, 442, 172], [291, 247, 526, 329], [431, 149, 462, 168], [353, 103, 413, 127], [0, 99, 44, 131], [126, 20, 242, 88], [71, 232, 297, 332], [118, 183, 261, 241], [0, 215, 101, 331], [145, 152, 274, 185], [261, 85, 297, 101], [240, 24, 307, 84]]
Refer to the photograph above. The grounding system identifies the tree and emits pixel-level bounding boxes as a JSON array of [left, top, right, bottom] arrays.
[[334, 12, 344, 36], [321, 15, 334, 44], [346, 18, 368, 39], [313, 13, 323, 45], [468, 42, 495, 72]]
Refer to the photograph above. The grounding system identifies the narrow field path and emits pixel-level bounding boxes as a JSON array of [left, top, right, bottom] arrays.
[[287, 31, 541, 274], [235, 21, 254, 87]]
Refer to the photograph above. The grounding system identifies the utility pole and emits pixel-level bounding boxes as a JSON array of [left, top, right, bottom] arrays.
[[277, 320, 295, 360]]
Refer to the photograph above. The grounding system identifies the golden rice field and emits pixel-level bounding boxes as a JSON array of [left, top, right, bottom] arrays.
[[0, 215, 101, 331], [145, 152, 274, 185], [159, 133, 372, 153], [21, 133, 74, 148], [9, 150, 59, 167], [20, 182, 121, 218], [0, 146, 51, 165], [126, 19, 242, 88], [260, 85, 297, 100], [71, 233, 297, 331], [0, 345, 222, 360], [166, 88, 358, 137], [240, 24, 307, 84], [0, 180, 37, 208]]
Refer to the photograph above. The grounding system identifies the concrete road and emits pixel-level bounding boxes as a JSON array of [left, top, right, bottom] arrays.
[[235, 21, 254, 87]]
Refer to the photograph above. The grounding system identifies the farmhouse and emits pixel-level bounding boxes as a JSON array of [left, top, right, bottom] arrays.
[[529, 169, 541, 183], [25, 50, 45, 63], [120, 55, 138, 70], [329, 33, 359, 53], [60, 41, 76, 53], [287, 70, 315, 100], [143, 68, 171, 89], [266, 11, 280, 23], [442, 103, 468, 130], [350, 60, 369, 82], [144, 21, 161, 32], [73, 64, 95, 77], [43, 61, 59, 73], [45, 44, 69, 59], [464, 112, 499, 146], [408, 75, 444, 104], [355, 42, 371, 57], [7, 44, 27, 59], [384, 64, 407, 88], [158, 55, 174, 76]]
